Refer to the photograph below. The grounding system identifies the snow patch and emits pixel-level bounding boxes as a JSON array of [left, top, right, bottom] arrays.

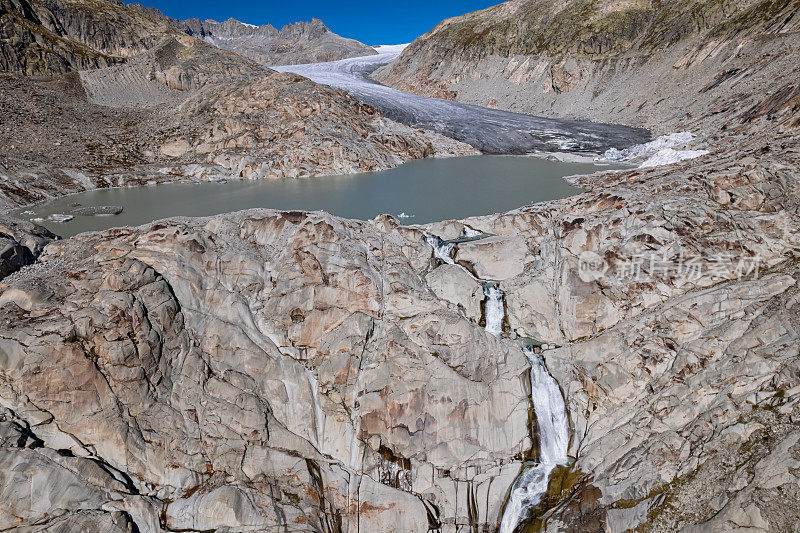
[[373, 44, 410, 55], [639, 148, 710, 168]]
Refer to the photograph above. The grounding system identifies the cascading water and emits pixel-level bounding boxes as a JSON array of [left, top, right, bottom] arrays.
[[462, 226, 483, 239], [425, 233, 455, 264], [423, 229, 570, 531], [499, 348, 570, 533], [483, 284, 505, 337]]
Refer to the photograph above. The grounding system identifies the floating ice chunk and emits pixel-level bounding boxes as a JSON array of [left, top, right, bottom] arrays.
[[600, 147, 623, 161], [397, 212, 415, 219], [46, 214, 74, 223]]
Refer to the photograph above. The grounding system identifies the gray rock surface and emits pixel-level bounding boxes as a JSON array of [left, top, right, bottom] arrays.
[[174, 16, 378, 66], [0, 210, 532, 531], [0, 215, 55, 279], [2, 0, 800, 531], [1, 128, 799, 531], [421, 128, 800, 531]]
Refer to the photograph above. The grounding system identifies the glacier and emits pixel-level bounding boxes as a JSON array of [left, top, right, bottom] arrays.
[[274, 48, 651, 154], [598, 131, 710, 168]]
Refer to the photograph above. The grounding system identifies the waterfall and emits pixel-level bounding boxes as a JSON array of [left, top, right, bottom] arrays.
[[423, 228, 570, 530], [425, 233, 455, 264], [463, 225, 483, 238], [484, 284, 504, 337], [499, 348, 570, 533]]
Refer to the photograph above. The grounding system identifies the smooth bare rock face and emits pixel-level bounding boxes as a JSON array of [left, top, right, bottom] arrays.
[[415, 130, 800, 530], [0, 210, 532, 531], [454, 234, 530, 280], [374, 0, 800, 138], [2, 130, 798, 531], [425, 264, 483, 322]]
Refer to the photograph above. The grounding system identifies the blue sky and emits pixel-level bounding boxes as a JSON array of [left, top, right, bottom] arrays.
[[140, 0, 499, 44]]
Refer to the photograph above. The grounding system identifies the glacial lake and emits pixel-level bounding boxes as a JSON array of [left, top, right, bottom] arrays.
[[15, 155, 621, 238]]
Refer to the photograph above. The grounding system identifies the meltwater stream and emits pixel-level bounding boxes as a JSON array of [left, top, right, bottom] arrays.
[[426, 231, 570, 531], [484, 284, 505, 336], [500, 348, 570, 533], [274, 46, 651, 154]]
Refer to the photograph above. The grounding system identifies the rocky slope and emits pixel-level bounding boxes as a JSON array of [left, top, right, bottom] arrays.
[[374, 0, 800, 137], [0, 209, 532, 532], [3, 0, 800, 531], [0, 0, 172, 74], [0, 0, 475, 210]]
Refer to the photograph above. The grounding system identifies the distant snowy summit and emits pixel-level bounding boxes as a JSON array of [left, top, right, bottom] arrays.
[[161, 12, 376, 65]]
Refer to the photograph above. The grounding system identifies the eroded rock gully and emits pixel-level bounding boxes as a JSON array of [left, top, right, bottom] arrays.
[[1, 129, 799, 531]]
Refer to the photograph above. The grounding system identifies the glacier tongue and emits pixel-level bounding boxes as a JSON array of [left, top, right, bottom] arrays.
[[274, 48, 650, 154], [598, 131, 709, 168]]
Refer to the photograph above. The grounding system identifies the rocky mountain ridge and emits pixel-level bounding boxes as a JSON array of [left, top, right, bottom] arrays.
[[125, 1, 378, 66], [0, 0, 173, 74], [172, 16, 378, 65]]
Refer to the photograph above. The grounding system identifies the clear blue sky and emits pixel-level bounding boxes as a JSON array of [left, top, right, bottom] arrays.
[[139, 0, 500, 44]]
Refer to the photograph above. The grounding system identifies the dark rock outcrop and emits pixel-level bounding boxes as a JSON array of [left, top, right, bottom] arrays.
[[0, 215, 55, 279]]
